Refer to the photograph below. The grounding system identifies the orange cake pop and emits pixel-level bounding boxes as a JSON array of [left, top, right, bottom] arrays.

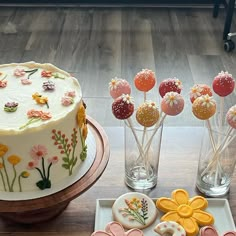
[[190, 84, 213, 103], [192, 94, 216, 120], [161, 92, 184, 116], [136, 101, 160, 127], [134, 69, 156, 92], [156, 189, 214, 236]]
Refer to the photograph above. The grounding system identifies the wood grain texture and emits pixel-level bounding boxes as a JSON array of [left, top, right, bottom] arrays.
[[0, 6, 235, 235]]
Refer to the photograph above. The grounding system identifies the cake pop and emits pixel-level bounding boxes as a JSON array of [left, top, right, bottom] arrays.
[[159, 78, 182, 98], [136, 101, 160, 127], [161, 92, 184, 116], [192, 94, 216, 120], [134, 69, 156, 92], [112, 94, 134, 120], [213, 71, 235, 97], [109, 77, 131, 99], [226, 105, 236, 129], [190, 84, 213, 103]]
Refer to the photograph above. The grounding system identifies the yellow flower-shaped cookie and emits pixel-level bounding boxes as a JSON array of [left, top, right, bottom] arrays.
[[156, 189, 214, 236]]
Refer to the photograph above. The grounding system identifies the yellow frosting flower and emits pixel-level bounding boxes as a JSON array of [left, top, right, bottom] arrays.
[[82, 123, 88, 140], [0, 162, 4, 169], [156, 189, 214, 236], [77, 103, 86, 128], [7, 155, 21, 165], [0, 144, 8, 157]]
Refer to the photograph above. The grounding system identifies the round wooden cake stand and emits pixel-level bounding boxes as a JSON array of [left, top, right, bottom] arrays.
[[0, 116, 110, 224]]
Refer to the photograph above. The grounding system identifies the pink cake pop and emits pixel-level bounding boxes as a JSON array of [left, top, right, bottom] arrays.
[[192, 94, 216, 120], [213, 71, 235, 97], [226, 105, 236, 129], [136, 101, 160, 127], [109, 77, 131, 99], [190, 84, 213, 103], [159, 77, 182, 98], [134, 69, 156, 92], [112, 94, 134, 120], [161, 92, 184, 116]]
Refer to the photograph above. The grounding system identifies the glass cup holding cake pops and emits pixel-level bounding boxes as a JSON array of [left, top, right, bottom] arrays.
[[109, 70, 184, 190], [190, 71, 236, 197]]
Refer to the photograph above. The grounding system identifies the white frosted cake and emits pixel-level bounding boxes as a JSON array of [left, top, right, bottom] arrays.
[[0, 62, 88, 194]]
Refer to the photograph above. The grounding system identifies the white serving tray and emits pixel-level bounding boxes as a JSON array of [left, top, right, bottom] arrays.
[[94, 198, 235, 235]]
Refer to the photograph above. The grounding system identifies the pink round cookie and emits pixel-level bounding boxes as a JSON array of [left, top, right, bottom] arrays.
[[226, 105, 236, 129], [91, 221, 144, 236], [112, 192, 157, 230], [161, 91, 184, 116], [112, 94, 134, 120], [200, 226, 236, 236], [154, 221, 186, 236], [159, 78, 182, 98], [212, 71, 235, 97], [109, 78, 131, 99]]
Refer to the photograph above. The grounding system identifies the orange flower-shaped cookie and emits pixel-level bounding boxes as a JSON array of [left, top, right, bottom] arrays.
[[156, 189, 214, 236]]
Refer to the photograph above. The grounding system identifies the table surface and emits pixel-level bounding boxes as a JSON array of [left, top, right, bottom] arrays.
[[0, 126, 235, 235]]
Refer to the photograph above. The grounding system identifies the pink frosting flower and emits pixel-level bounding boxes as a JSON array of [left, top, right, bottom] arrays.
[[30, 145, 48, 160], [48, 156, 59, 164], [0, 80, 7, 88], [65, 91, 76, 98], [14, 68, 26, 77], [61, 96, 74, 106], [40, 111, 52, 120], [21, 78, 32, 85], [27, 109, 43, 118], [27, 160, 39, 170]]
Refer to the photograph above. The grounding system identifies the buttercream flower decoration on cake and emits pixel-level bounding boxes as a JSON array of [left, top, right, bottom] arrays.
[[91, 221, 144, 236], [42, 81, 55, 91], [156, 189, 214, 236], [0, 72, 7, 88], [41, 70, 66, 79], [61, 91, 76, 106], [4, 102, 18, 112], [19, 109, 52, 130], [32, 92, 49, 108], [27, 145, 58, 190], [0, 144, 29, 192], [13, 68, 38, 85]]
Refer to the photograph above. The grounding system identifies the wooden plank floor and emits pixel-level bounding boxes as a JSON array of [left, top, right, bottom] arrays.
[[0, 6, 235, 127]]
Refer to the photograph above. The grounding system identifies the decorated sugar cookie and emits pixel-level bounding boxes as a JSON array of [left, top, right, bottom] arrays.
[[200, 226, 236, 236], [154, 221, 186, 236], [91, 221, 144, 236], [156, 189, 214, 236], [112, 192, 157, 229]]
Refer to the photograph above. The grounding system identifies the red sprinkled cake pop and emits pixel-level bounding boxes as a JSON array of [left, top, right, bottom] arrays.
[[112, 94, 134, 120], [192, 94, 216, 120], [134, 69, 156, 92], [136, 101, 160, 127], [190, 84, 213, 103], [109, 77, 131, 99], [226, 105, 236, 129], [159, 78, 182, 98], [213, 71, 235, 97], [161, 92, 184, 116]]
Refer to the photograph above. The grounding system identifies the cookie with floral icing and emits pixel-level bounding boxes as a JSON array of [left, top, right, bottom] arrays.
[[112, 192, 158, 229], [91, 221, 144, 236], [200, 226, 236, 236], [156, 189, 214, 236], [154, 221, 186, 236]]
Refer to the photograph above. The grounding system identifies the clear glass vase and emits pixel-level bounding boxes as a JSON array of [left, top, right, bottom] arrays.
[[124, 119, 163, 190], [196, 121, 236, 197]]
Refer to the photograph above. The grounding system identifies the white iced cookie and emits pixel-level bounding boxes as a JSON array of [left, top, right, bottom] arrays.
[[154, 221, 186, 236], [112, 192, 158, 229]]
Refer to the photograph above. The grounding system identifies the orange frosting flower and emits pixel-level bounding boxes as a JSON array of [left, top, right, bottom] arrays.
[[156, 189, 214, 236], [7, 155, 21, 165], [0, 144, 8, 157]]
